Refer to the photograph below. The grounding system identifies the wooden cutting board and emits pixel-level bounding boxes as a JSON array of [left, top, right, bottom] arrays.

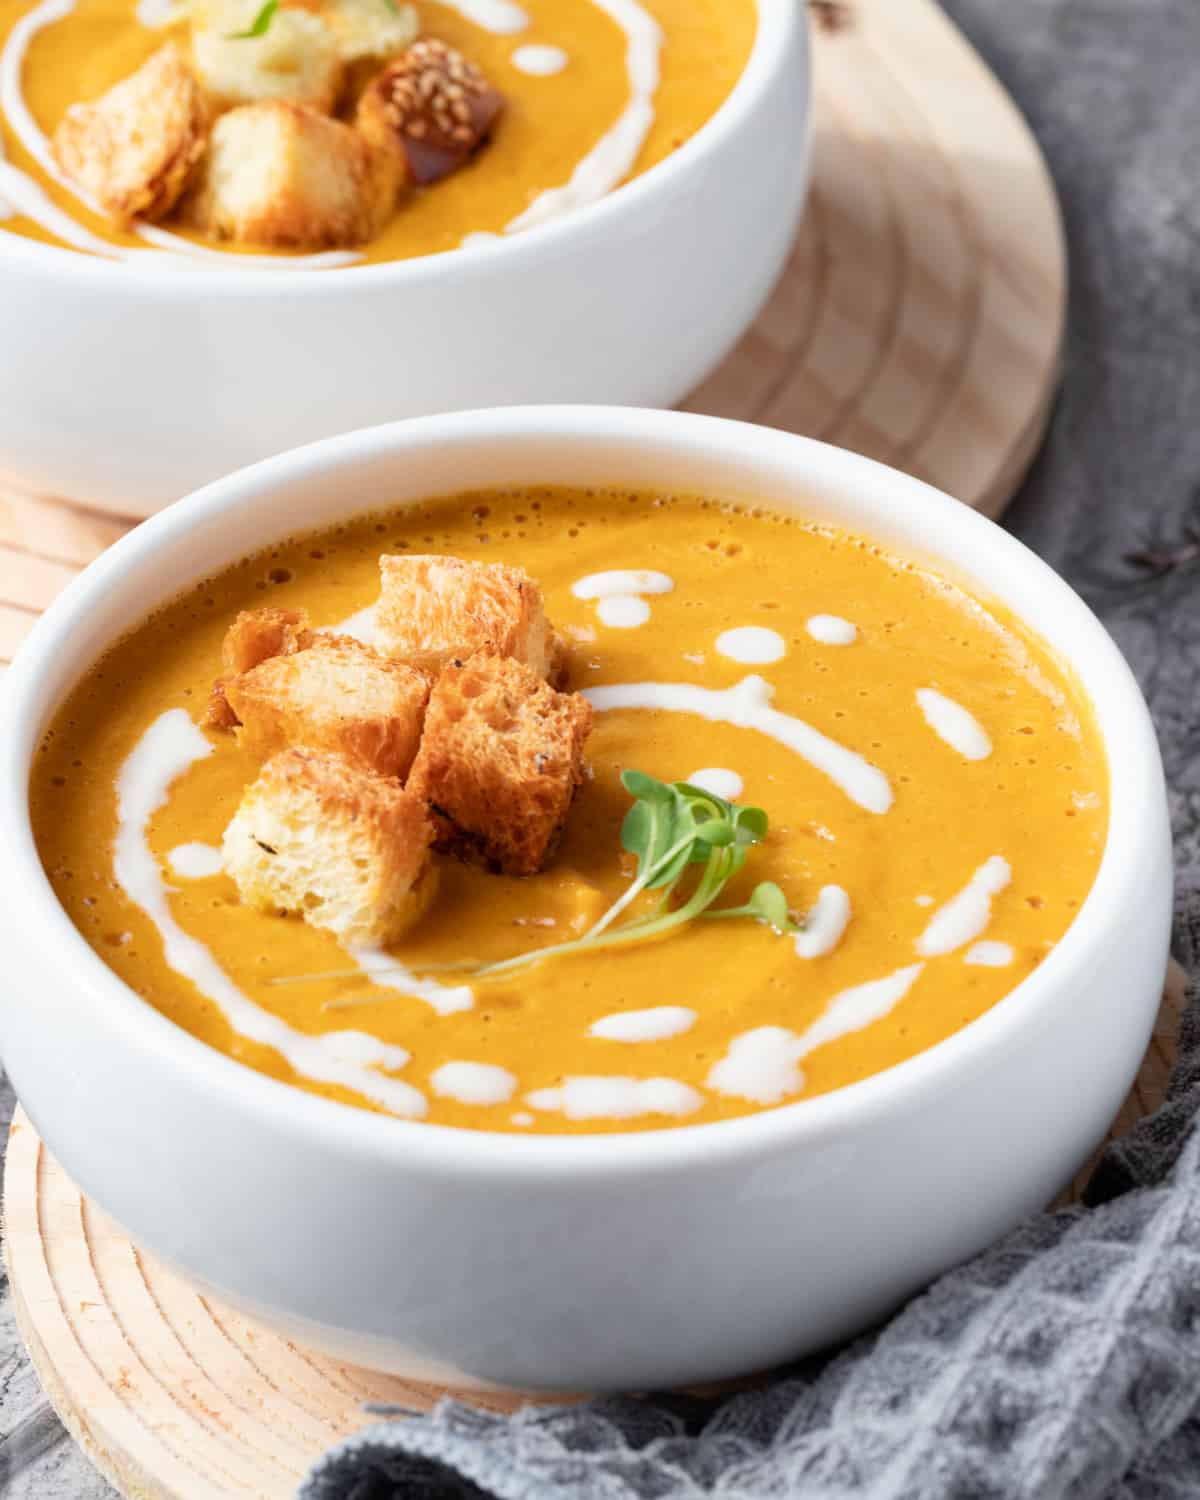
[[1, 1, 1084, 1494], [0, 0, 1066, 677]]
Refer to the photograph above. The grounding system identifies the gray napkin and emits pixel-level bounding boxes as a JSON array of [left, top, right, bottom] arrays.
[[301, 1, 1200, 1493], [302, 893, 1200, 1500]]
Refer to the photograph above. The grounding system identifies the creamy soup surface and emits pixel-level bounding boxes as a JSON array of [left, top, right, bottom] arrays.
[[32, 489, 1109, 1134], [0, 0, 755, 264]]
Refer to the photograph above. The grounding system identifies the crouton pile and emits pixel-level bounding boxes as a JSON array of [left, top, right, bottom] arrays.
[[50, 0, 504, 251], [212, 558, 594, 948]]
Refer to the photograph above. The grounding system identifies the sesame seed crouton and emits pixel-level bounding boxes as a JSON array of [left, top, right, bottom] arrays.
[[375, 556, 558, 680], [224, 634, 430, 778], [407, 652, 593, 875], [52, 44, 208, 227], [356, 38, 504, 185], [190, 0, 343, 113], [178, 100, 399, 248], [222, 748, 436, 945]]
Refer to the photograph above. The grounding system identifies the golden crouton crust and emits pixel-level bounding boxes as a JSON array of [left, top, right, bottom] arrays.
[[223, 606, 314, 675], [223, 747, 435, 945], [375, 555, 556, 680], [204, 680, 240, 730], [52, 44, 208, 227], [407, 652, 593, 876], [205, 607, 314, 730], [224, 633, 430, 778], [356, 38, 504, 186], [179, 101, 397, 249]]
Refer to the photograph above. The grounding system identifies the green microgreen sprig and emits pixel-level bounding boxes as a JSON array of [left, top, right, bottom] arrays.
[[464, 771, 799, 981], [227, 0, 277, 38]]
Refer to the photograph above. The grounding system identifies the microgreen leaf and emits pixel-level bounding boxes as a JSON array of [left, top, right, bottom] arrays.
[[383, 0, 400, 12], [227, 0, 277, 39], [704, 880, 801, 934]]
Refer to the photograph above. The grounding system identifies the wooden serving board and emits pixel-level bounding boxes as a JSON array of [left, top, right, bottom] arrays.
[[0, 0, 1067, 678], [0, 2, 1082, 1493]]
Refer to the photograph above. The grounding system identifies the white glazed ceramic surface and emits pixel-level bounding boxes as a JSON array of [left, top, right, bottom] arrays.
[[0, 1, 809, 518], [0, 408, 1173, 1391]]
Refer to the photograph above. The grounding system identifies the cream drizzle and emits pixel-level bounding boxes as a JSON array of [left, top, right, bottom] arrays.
[[597, 595, 650, 629], [707, 963, 925, 1104], [571, 569, 674, 599], [916, 856, 1011, 957], [916, 688, 993, 762], [526, 1075, 702, 1120], [166, 841, 224, 879], [589, 1006, 697, 1042], [330, 605, 379, 646], [114, 711, 428, 1117], [806, 615, 857, 646], [352, 946, 475, 1016], [431, 1060, 517, 1104], [715, 626, 786, 665], [573, 569, 673, 631], [965, 940, 1015, 968], [511, 43, 568, 75], [505, 0, 662, 233], [585, 676, 894, 815], [793, 885, 851, 960], [686, 767, 743, 801], [0, 0, 362, 267]]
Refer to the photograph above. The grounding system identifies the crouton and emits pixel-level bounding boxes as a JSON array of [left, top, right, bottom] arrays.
[[179, 100, 399, 248], [318, 0, 418, 66], [222, 748, 435, 946], [52, 44, 208, 227], [223, 606, 314, 674], [224, 633, 430, 777], [204, 681, 241, 730], [356, 38, 504, 185], [375, 556, 559, 680], [204, 607, 314, 730], [190, 0, 343, 113], [407, 653, 593, 875]]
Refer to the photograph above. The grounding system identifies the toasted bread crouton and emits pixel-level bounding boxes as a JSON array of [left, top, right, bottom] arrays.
[[223, 606, 314, 674], [356, 38, 504, 185], [318, 0, 418, 65], [179, 100, 398, 248], [223, 748, 435, 945], [190, 0, 343, 112], [376, 556, 558, 680], [204, 681, 241, 730], [224, 634, 429, 777], [407, 653, 593, 875], [204, 607, 315, 730], [52, 44, 208, 227]]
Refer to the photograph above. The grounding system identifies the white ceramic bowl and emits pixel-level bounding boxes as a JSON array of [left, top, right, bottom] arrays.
[[0, 1, 808, 518], [0, 407, 1173, 1391]]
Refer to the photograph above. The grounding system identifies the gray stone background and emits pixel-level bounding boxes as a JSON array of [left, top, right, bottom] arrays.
[[3, 0, 1199, 1492]]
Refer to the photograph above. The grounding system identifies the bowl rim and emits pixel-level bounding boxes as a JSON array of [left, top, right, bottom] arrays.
[[0, 0, 803, 290], [0, 405, 1166, 1177]]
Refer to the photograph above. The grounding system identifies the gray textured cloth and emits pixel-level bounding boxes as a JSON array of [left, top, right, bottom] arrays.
[[299, 1, 1200, 1496]]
